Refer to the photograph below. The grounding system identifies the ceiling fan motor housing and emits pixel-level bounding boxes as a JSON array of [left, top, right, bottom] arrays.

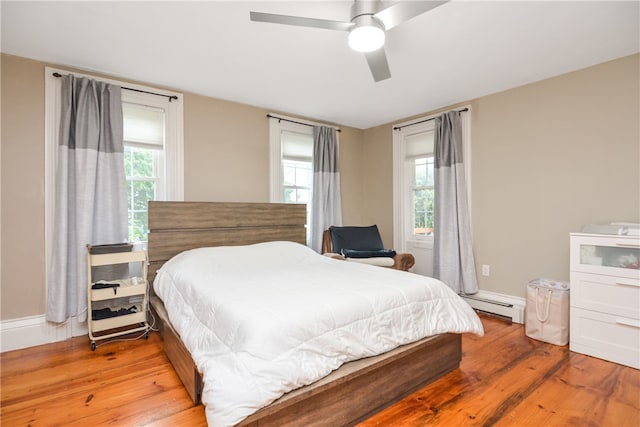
[[351, 0, 385, 27], [349, 0, 386, 52]]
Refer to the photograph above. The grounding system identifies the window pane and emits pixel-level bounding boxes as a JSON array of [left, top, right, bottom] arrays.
[[125, 145, 157, 242], [414, 188, 426, 234], [131, 148, 154, 178], [132, 180, 155, 210], [282, 160, 311, 205], [283, 164, 295, 186], [284, 188, 296, 203], [126, 179, 155, 243], [296, 188, 309, 203], [413, 188, 434, 236], [127, 210, 133, 241], [131, 211, 149, 243], [295, 167, 310, 187], [415, 158, 427, 186], [414, 157, 435, 187]]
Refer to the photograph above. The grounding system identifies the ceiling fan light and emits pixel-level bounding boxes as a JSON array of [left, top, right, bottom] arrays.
[[348, 22, 385, 53]]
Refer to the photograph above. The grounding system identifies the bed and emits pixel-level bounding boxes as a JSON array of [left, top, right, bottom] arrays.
[[147, 201, 483, 427]]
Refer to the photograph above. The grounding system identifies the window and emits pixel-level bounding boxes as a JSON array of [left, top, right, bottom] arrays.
[[269, 117, 314, 243], [119, 91, 182, 244], [281, 130, 313, 204], [401, 126, 436, 240], [122, 89, 184, 243], [45, 67, 184, 251], [412, 156, 435, 236], [122, 103, 165, 242]]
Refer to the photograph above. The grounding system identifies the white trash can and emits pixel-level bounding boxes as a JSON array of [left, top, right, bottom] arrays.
[[525, 278, 570, 345]]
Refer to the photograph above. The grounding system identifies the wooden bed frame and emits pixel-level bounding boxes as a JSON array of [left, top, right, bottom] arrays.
[[147, 201, 462, 426]]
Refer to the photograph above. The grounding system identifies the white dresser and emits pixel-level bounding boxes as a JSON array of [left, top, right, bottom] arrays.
[[570, 232, 640, 369]]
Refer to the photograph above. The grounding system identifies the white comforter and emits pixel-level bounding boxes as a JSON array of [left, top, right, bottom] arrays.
[[154, 241, 484, 426]]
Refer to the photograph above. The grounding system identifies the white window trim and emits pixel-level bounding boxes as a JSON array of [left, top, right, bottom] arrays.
[[44, 66, 183, 335], [392, 107, 472, 252], [121, 92, 175, 206], [269, 114, 316, 202], [119, 88, 183, 202]]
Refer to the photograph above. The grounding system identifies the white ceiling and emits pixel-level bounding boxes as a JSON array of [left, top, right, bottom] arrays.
[[2, 1, 638, 129]]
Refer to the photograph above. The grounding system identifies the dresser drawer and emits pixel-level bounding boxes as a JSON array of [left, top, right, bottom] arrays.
[[570, 272, 640, 319], [570, 233, 640, 279], [570, 307, 640, 369]]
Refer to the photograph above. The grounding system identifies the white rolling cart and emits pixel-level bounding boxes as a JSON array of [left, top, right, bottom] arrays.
[[87, 244, 150, 351]]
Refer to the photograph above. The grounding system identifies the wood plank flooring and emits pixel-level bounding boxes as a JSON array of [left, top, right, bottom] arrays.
[[2, 313, 638, 426]]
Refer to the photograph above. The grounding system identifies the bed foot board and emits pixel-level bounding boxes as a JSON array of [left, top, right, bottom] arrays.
[[239, 333, 461, 427], [152, 294, 461, 425]]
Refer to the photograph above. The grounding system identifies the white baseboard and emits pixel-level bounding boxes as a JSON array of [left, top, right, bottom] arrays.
[[461, 290, 526, 324], [1, 314, 88, 353]]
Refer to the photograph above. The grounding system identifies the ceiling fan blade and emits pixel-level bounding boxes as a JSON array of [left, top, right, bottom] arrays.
[[364, 48, 391, 82], [250, 11, 353, 31], [374, 1, 449, 31]]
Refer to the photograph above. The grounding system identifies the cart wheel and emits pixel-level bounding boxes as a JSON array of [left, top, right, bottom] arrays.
[[90, 341, 96, 351], [144, 331, 149, 339]]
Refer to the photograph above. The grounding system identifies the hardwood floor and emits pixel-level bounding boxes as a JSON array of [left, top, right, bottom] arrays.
[[1, 313, 638, 426]]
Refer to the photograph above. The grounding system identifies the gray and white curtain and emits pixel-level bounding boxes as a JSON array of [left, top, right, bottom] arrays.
[[46, 75, 128, 323], [310, 126, 342, 252], [433, 111, 478, 294]]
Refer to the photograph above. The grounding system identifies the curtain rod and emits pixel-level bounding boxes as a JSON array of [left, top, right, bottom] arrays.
[[266, 114, 341, 132], [52, 72, 178, 102], [393, 107, 469, 131]]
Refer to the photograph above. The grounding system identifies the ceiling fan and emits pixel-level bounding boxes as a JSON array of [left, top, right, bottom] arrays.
[[250, 1, 449, 82]]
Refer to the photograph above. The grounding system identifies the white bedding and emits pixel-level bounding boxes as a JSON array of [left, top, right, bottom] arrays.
[[153, 241, 484, 426]]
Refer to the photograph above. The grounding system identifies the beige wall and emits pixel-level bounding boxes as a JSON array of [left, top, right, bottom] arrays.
[[1, 52, 638, 321], [470, 54, 639, 297], [183, 93, 271, 202], [0, 54, 364, 320], [1, 55, 47, 319], [362, 54, 640, 298], [360, 125, 395, 246], [335, 126, 365, 225]]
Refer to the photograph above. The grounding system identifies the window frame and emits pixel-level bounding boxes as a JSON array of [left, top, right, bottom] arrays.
[[397, 121, 437, 245], [269, 116, 314, 203], [411, 155, 435, 237], [120, 93, 179, 243], [392, 108, 472, 252]]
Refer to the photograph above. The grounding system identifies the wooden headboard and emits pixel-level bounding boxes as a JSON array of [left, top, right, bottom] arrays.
[[146, 201, 307, 283]]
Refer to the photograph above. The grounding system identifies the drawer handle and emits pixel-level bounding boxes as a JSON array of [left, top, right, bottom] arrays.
[[616, 318, 640, 328], [617, 279, 640, 288]]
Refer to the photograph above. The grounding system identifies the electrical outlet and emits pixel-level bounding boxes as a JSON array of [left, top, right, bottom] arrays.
[[482, 264, 491, 277]]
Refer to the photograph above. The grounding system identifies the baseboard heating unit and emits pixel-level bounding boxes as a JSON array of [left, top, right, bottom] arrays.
[[461, 291, 525, 324]]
